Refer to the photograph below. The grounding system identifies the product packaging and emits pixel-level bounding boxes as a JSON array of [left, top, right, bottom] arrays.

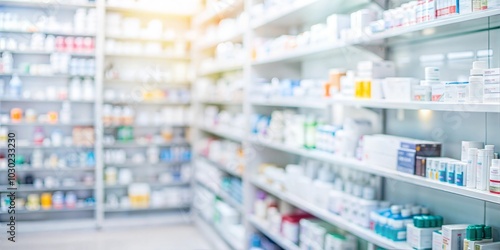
[[442, 224, 468, 250], [432, 230, 443, 250]]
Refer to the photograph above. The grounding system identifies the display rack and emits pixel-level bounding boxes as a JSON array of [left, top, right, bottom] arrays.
[[191, 0, 500, 249], [0, 0, 195, 229]]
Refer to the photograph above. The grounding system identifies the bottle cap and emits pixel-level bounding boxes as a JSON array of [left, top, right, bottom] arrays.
[[414, 216, 423, 228], [475, 225, 484, 240], [401, 209, 411, 218], [434, 215, 443, 227], [422, 216, 430, 228], [466, 226, 476, 240], [429, 216, 437, 227], [421, 207, 430, 215], [411, 206, 421, 215], [484, 226, 492, 239], [391, 205, 401, 214]]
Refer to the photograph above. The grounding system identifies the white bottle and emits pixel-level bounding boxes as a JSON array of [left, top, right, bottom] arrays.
[[69, 77, 82, 101], [8, 74, 22, 98], [81, 77, 94, 101], [490, 159, 500, 194], [2, 52, 13, 73], [32, 149, 44, 168], [60, 102, 71, 124], [468, 61, 487, 103], [466, 148, 478, 189], [477, 149, 494, 191]]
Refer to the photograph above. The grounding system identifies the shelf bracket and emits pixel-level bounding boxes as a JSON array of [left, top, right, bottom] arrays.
[[371, 0, 388, 10]]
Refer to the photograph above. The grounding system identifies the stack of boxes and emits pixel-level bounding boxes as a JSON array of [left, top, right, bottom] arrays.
[[484, 68, 500, 103], [355, 61, 395, 99], [299, 219, 358, 250]]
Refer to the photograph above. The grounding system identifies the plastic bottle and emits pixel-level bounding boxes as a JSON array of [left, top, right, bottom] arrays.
[[467, 148, 478, 189], [469, 61, 487, 103], [2, 52, 13, 73], [81, 77, 94, 101], [304, 115, 317, 149], [33, 127, 45, 146], [60, 102, 71, 124], [490, 159, 500, 194], [477, 149, 494, 191], [69, 77, 82, 101], [8, 74, 22, 98]]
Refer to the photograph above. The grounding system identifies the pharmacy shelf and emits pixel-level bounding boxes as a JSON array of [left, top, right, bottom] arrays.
[[330, 98, 500, 113], [103, 124, 189, 129], [199, 99, 243, 106], [0, 0, 96, 9], [199, 125, 244, 142], [0, 72, 93, 78], [0, 185, 94, 192], [105, 34, 187, 43], [0, 29, 95, 37], [193, 0, 244, 27], [250, 97, 329, 109], [105, 162, 189, 168], [0, 166, 94, 172], [105, 5, 194, 17], [0, 207, 95, 215], [251, 9, 500, 65], [252, 179, 412, 250], [249, 215, 301, 250], [1, 122, 94, 126], [103, 100, 190, 105], [251, 0, 369, 31], [0, 145, 93, 150], [103, 141, 189, 148], [104, 204, 190, 213], [249, 138, 500, 205], [104, 78, 190, 86], [199, 62, 243, 76], [0, 98, 94, 104], [104, 53, 190, 61], [196, 179, 244, 213], [196, 32, 244, 51], [105, 181, 190, 189], [194, 213, 232, 250], [4, 50, 95, 57], [197, 154, 243, 178]]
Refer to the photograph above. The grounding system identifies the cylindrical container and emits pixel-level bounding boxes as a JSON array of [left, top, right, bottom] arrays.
[[455, 162, 467, 187], [425, 67, 440, 81], [40, 192, 52, 210], [490, 159, 500, 194], [10, 108, 22, 123], [462, 141, 484, 162], [467, 148, 478, 189], [439, 161, 448, 182], [477, 149, 494, 191], [448, 162, 456, 184]]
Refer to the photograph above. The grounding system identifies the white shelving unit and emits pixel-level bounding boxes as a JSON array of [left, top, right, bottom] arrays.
[[0, 0, 195, 230], [191, 0, 500, 249]]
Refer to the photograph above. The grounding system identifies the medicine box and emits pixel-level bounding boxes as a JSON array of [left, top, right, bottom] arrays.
[[357, 61, 395, 79], [436, 0, 458, 17], [484, 68, 500, 75], [484, 75, 500, 84], [407, 224, 441, 250], [326, 14, 350, 41], [475, 242, 500, 250], [382, 77, 419, 101], [442, 224, 468, 250], [416, 156, 428, 177], [432, 230, 443, 250], [397, 140, 442, 175], [458, 0, 472, 14], [431, 84, 445, 102]]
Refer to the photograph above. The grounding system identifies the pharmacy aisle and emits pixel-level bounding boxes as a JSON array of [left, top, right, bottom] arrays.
[[1, 0, 500, 250]]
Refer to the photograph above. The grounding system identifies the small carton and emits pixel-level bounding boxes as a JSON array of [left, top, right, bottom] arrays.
[[442, 224, 468, 250], [433, 230, 443, 250]]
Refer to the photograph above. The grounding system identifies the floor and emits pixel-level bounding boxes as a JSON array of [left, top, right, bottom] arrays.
[[0, 224, 212, 250]]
